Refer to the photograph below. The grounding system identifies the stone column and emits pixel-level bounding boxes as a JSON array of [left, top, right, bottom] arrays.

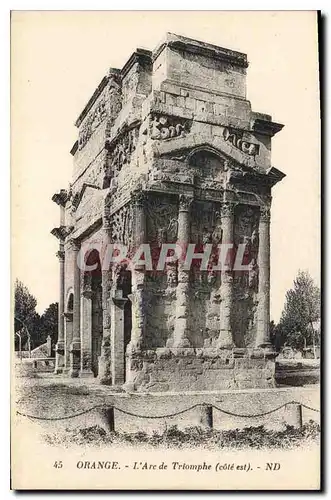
[[173, 194, 193, 348], [217, 202, 234, 349], [70, 240, 81, 377], [51, 189, 68, 373], [133, 191, 146, 248], [63, 312, 73, 373], [111, 289, 127, 386], [129, 191, 146, 351], [255, 205, 272, 349], [46, 335, 52, 357], [99, 207, 113, 384], [129, 272, 145, 350], [80, 276, 94, 377], [54, 248, 65, 373]]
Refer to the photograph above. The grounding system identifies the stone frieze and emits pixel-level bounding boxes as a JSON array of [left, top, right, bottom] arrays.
[[223, 126, 260, 157], [78, 98, 108, 150], [150, 114, 192, 140]]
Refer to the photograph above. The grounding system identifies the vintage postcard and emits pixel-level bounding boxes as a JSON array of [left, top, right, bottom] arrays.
[[11, 10, 321, 490]]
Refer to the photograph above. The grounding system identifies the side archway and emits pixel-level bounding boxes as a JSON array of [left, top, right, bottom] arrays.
[[85, 249, 103, 377]]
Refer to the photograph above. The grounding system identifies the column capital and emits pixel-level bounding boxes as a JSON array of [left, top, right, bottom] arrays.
[[220, 202, 235, 218], [112, 296, 128, 309], [67, 238, 80, 252], [103, 202, 110, 217], [51, 225, 74, 241], [103, 217, 111, 231], [260, 205, 271, 223], [82, 274, 93, 298], [52, 189, 68, 207], [131, 189, 147, 207], [103, 203, 112, 233], [178, 194, 193, 211], [82, 289, 93, 299], [56, 250, 65, 262]]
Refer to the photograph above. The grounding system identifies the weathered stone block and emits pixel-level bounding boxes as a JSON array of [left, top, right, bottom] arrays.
[[156, 347, 172, 359], [166, 93, 177, 107]]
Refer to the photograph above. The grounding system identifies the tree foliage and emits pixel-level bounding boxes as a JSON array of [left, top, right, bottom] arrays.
[[14, 279, 58, 350], [275, 271, 320, 350], [14, 279, 39, 349], [14, 279, 37, 331], [39, 303, 58, 346]]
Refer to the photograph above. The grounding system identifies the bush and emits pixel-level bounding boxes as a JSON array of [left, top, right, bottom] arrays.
[[45, 420, 320, 449]]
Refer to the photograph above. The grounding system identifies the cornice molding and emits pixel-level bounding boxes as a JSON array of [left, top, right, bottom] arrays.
[[153, 33, 248, 69], [70, 141, 78, 156], [121, 48, 152, 81], [51, 226, 74, 241], [75, 76, 109, 128], [253, 118, 284, 137], [74, 68, 121, 129]]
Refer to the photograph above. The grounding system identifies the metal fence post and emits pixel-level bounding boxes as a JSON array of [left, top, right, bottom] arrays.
[[200, 404, 213, 429], [104, 406, 115, 432], [295, 403, 303, 429]]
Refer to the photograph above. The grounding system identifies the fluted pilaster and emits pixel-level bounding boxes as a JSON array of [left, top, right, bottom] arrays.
[[69, 239, 81, 377], [54, 247, 65, 373], [173, 194, 193, 348], [217, 202, 234, 349], [255, 205, 272, 349]]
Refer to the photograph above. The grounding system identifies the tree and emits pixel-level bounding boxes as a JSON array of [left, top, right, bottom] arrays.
[[14, 280, 59, 351], [14, 279, 39, 350], [269, 320, 284, 352], [39, 302, 58, 346], [277, 270, 320, 350]]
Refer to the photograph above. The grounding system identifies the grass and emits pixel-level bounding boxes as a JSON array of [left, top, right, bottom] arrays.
[[44, 420, 320, 450]]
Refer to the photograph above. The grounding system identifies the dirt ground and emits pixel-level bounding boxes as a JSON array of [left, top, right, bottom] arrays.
[[13, 359, 320, 449]]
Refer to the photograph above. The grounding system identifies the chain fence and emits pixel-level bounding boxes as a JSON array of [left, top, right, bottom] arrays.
[[16, 400, 319, 422]]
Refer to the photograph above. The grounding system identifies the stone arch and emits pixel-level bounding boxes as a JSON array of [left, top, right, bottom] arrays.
[[186, 144, 227, 166], [186, 147, 228, 189], [65, 289, 74, 313]]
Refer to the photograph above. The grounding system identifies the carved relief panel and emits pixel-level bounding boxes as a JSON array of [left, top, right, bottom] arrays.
[[150, 114, 192, 140], [110, 203, 133, 248], [189, 200, 223, 345], [106, 80, 122, 132], [146, 193, 178, 244], [78, 98, 108, 150], [78, 79, 122, 151], [73, 185, 103, 234], [188, 150, 226, 190], [106, 126, 140, 181], [143, 193, 179, 347], [231, 204, 260, 347], [222, 126, 260, 157], [190, 200, 220, 246]]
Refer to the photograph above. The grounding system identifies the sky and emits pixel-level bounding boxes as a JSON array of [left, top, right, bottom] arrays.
[[11, 11, 320, 320]]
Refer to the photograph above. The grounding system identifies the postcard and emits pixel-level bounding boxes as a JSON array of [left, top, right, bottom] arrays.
[[11, 10, 321, 490]]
